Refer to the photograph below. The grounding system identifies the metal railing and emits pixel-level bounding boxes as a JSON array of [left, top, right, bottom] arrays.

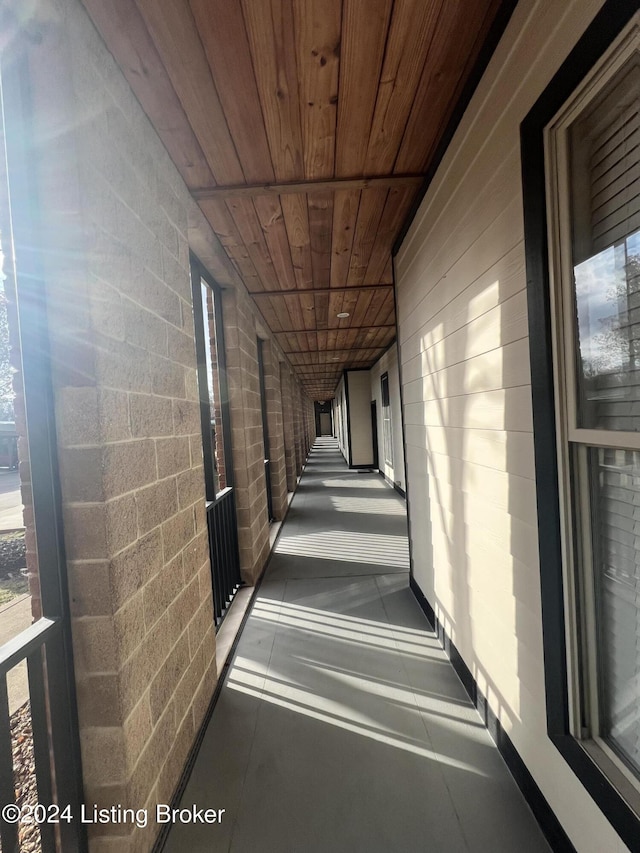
[[264, 458, 274, 522], [0, 617, 84, 852], [206, 488, 242, 627]]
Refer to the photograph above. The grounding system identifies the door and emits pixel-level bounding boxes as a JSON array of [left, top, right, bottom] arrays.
[[371, 401, 379, 470], [257, 339, 274, 522]]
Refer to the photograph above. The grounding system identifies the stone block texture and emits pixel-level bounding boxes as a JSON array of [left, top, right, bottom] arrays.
[[222, 289, 270, 583], [281, 365, 298, 492], [260, 340, 288, 521], [20, 1, 317, 850], [27, 3, 215, 850]]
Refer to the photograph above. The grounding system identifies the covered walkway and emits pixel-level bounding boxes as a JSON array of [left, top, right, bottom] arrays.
[[165, 438, 550, 853]]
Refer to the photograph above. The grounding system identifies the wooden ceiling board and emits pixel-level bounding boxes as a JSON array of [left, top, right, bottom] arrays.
[[375, 298, 397, 328], [347, 187, 389, 285], [253, 195, 298, 291], [330, 189, 360, 286], [265, 294, 294, 331], [225, 197, 280, 290], [281, 193, 314, 288], [282, 294, 305, 331], [395, 0, 501, 172], [301, 294, 319, 331], [327, 289, 347, 325], [199, 199, 263, 291], [363, 185, 416, 283], [85, 0, 508, 399], [189, 0, 275, 184], [364, 0, 443, 175], [348, 289, 376, 327], [241, 0, 305, 181], [284, 346, 386, 354], [295, 0, 341, 180], [134, 0, 245, 184], [254, 296, 285, 333], [290, 332, 318, 351], [337, 286, 371, 322], [416, 0, 503, 174], [317, 291, 333, 333], [308, 190, 333, 292], [335, 0, 392, 177], [82, 0, 214, 191]]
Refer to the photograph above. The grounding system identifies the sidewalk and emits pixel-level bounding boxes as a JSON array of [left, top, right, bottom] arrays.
[[164, 438, 550, 853]]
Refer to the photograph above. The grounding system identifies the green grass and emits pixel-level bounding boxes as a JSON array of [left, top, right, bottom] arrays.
[[0, 572, 28, 606]]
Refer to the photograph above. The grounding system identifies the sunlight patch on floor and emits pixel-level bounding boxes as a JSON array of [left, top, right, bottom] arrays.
[[227, 661, 487, 777], [329, 495, 406, 515], [318, 478, 387, 490], [275, 530, 410, 568]]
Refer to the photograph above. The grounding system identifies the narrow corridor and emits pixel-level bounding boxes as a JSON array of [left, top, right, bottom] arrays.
[[165, 438, 550, 853]]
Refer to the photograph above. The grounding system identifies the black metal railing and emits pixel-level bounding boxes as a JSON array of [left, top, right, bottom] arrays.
[[0, 618, 83, 852], [264, 458, 274, 522], [207, 488, 242, 627]]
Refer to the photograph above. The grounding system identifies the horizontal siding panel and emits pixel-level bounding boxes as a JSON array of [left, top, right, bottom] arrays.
[[401, 289, 530, 374], [394, 1, 631, 850], [399, 238, 524, 351], [404, 422, 536, 481], [402, 338, 532, 403], [398, 184, 524, 325], [404, 385, 533, 433], [426, 449, 538, 525], [426, 490, 541, 593]]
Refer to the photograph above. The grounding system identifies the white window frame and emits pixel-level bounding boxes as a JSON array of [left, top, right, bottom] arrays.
[[545, 12, 640, 803]]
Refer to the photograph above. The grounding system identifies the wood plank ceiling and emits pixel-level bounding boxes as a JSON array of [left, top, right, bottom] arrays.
[[82, 0, 504, 400]]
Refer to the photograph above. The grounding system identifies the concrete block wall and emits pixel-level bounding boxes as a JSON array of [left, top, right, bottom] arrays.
[[280, 365, 298, 492], [23, 3, 217, 850], [222, 288, 270, 583], [261, 339, 288, 521], [14, 2, 316, 851]]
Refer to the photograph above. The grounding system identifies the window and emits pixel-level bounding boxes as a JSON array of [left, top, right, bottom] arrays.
[[190, 255, 242, 626], [190, 256, 231, 497], [545, 10, 640, 808], [381, 372, 393, 465]]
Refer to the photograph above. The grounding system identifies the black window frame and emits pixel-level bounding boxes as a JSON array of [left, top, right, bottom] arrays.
[[190, 254, 234, 498], [0, 42, 87, 853], [521, 1, 640, 848], [380, 371, 393, 466]]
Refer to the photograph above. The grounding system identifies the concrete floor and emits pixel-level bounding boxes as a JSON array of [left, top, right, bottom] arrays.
[[165, 437, 551, 853]]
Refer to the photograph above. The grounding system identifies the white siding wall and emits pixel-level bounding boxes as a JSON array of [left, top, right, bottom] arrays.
[[346, 371, 373, 467], [370, 344, 406, 492], [334, 376, 349, 461], [395, 0, 629, 851]]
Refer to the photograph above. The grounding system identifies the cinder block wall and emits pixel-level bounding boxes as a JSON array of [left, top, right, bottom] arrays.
[[222, 288, 270, 583], [21, 1, 313, 851], [281, 365, 298, 492], [25, 3, 215, 851], [262, 339, 288, 521], [20, 0, 318, 853]]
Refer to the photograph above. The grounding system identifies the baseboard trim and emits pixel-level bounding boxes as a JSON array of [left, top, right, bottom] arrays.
[[409, 576, 577, 853], [377, 469, 407, 498]]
